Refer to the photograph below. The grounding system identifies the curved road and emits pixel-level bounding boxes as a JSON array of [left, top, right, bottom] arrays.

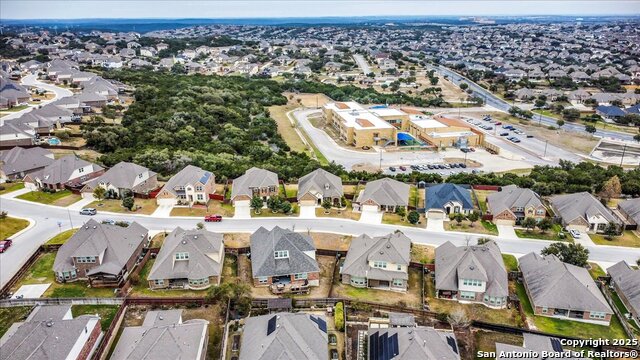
[[434, 65, 634, 142], [2, 195, 639, 289], [0, 74, 74, 124]]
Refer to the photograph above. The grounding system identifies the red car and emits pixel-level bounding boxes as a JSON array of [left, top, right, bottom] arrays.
[[0, 239, 12, 253], [204, 214, 223, 222]]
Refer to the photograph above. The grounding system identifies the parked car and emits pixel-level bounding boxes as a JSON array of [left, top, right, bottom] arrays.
[[204, 214, 223, 222], [102, 219, 116, 225], [526, 134, 534, 138], [460, 148, 469, 153], [469, 148, 475, 152], [79, 208, 97, 216], [569, 229, 581, 239], [0, 239, 12, 253], [459, 163, 467, 168], [494, 122, 502, 125], [500, 132, 509, 136], [389, 167, 396, 172], [399, 166, 407, 171]]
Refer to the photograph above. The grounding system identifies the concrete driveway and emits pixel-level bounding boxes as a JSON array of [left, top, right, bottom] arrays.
[[1, 187, 31, 198], [359, 208, 383, 224], [68, 195, 96, 211], [497, 224, 518, 239], [151, 204, 174, 218], [426, 218, 445, 232], [233, 201, 251, 219], [299, 205, 316, 219]]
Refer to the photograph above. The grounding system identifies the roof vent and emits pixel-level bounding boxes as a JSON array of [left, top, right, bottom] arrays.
[[46, 320, 54, 327], [379, 251, 384, 255], [182, 240, 187, 244], [469, 265, 475, 270], [386, 244, 391, 249], [194, 235, 198, 239], [93, 226, 97, 229]]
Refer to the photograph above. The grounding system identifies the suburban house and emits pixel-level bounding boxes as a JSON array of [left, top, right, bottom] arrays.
[[0, 305, 101, 360], [486, 185, 547, 225], [434, 241, 508, 308], [425, 183, 474, 218], [341, 232, 411, 292], [519, 252, 613, 325], [496, 333, 585, 359], [156, 164, 215, 206], [231, 167, 279, 204], [297, 168, 343, 206], [618, 198, 640, 227], [53, 219, 149, 286], [23, 154, 105, 191], [607, 261, 640, 325], [0, 146, 54, 181], [0, 121, 36, 147], [368, 326, 460, 360], [239, 312, 328, 360], [356, 178, 410, 212], [147, 227, 224, 290], [110, 310, 209, 360], [0, 74, 30, 108], [249, 226, 320, 291], [81, 161, 158, 198], [549, 192, 621, 234]]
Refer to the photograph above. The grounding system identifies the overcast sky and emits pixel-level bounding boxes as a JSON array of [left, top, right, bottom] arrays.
[[1, 1, 639, 20]]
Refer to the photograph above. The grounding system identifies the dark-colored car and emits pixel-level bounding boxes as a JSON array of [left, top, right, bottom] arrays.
[[204, 214, 223, 222], [0, 239, 12, 253], [526, 135, 534, 138], [389, 167, 396, 172], [79, 208, 97, 216], [399, 166, 407, 171], [500, 132, 509, 136], [459, 163, 467, 168], [494, 122, 502, 125]]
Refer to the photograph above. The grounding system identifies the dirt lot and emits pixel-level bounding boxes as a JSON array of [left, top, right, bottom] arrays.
[[50, 148, 103, 162]]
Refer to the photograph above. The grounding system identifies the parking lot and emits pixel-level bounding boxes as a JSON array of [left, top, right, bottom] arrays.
[[384, 160, 480, 176]]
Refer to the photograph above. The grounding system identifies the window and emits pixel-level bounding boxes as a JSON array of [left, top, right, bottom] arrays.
[[175, 252, 189, 260], [392, 279, 404, 287], [350, 277, 366, 286], [258, 277, 269, 284], [514, 207, 524, 212], [460, 291, 475, 300], [76, 256, 96, 263], [274, 250, 289, 259], [590, 312, 606, 320], [462, 279, 482, 287], [196, 186, 203, 191], [536, 209, 545, 215], [189, 278, 209, 286], [542, 307, 548, 314], [78, 167, 84, 173], [373, 261, 387, 269], [197, 194, 204, 200], [154, 279, 164, 285], [294, 273, 308, 280], [396, 264, 402, 271]]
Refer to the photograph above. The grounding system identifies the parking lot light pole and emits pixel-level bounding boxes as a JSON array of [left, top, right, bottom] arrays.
[[543, 140, 548, 158]]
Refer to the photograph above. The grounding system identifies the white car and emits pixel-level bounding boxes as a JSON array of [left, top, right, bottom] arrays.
[[569, 229, 581, 238]]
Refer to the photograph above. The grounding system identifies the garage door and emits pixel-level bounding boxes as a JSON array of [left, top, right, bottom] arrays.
[[299, 199, 317, 206], [362, 204, 379, 213], [157, 198, 176, 206], [567, 225, 588, 233], [81, 192, 93, 199], [494, 219, 515, 226], [426, 210, 445, 220]]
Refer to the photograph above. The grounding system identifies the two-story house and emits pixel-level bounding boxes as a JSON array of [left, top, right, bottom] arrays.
[[435, 241, 509, 308], [341, 231, 411, 292], [156, 165, 215, 206], [231, 167, 279, 205], [249, 226, 320, 292], [23, 155, 104, 191], [81, 161, 158, 198], [53, 219, 149, 286], [487, 185, 547, 225]]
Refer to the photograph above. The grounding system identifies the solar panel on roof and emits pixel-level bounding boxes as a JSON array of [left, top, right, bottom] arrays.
[[380, 332, 388, 360], [267, 315, 277, 336], [369, 332, 379, 360], [446, 336, 458, 354], [390, 333, 399, 358], [550, 338, 563, 352], [317, 318, 327, 333]]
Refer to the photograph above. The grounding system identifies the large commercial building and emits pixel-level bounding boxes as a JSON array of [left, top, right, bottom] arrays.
[[323, 102, 399, 148], [408, 114, 483, 149]]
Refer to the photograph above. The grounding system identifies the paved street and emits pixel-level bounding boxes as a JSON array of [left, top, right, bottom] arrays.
[[2, 194, 639, 289], [352, 54, 372, 75], [0, 74, 74, 124]]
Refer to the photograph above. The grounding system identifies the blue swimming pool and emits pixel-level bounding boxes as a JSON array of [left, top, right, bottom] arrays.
[[397, 132, 425, 146], [48, 137, 61, 145]]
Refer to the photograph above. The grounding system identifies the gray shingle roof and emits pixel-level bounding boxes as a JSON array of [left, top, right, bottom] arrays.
[[550, 192, 620, 225], [357, 178, 410, 207], [0, 146, 53, 177], [239, 313, 328, 360], [487, 185, 544, 216], [618, 198, 640, 225], [31, 155, 103, 186], [607, 261, 640, 317], [231, 167, 278, 200], [435, 241, 508, 298], [496, 333, 587, 360], [368, 327, 460, 360], [297, 168, 343, 201], [148, 227, 223, 281], [161, 164, 214, 196], [341, 232, 411, 281], [83, 161, 156, 194], [519, 252, 612, 313], [425, 183, 473, 211], [110, 310, 209, 360], [53, 219, 148, 276], [250, 226, 319, 278]]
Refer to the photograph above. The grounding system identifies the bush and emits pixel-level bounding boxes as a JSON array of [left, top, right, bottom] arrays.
[[407, 211, 420, 224], [129, 273, 140, 285], [334, 302, 345, 331]]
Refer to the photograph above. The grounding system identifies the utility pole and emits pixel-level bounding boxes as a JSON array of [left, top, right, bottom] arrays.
[[543, 140, 548, 158], [620, 144, 627, 167], [67, 208, 74, 228]]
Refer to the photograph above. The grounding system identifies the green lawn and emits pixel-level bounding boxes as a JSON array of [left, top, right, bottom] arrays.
[[502, 254, 519, 272], [45, 228, 78, 245], [71, 305, 120, 330], [588, 263, 606, 280], [331, 268, 423, 308], [251, 205, 299, 218], [481, 220, 499, 235], [382, 212, 424, 227], [17, 190, 81, 206], [516, 282, 627, 339], [590, 231, 640, 248], [90, 198, 158, 215], [609, 289, 640, 332], [128, 258, 209, 297], [0, 306, 32, 338], [0, 182, 25, 195], [0, 216, 30, 240], [515, 224, 567, 241], [12, 252, 115, 298]]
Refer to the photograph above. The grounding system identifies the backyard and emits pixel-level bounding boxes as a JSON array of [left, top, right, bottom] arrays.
[[331, 267, 423, 308], [11, 252, 116, 298], [90, 198, 158, 215], [17, 190, 81, 206], [0, 306, 32, 338], [473, 189, 496, 212], [515, 282, 628, 339], [128, 258, 210, 297], [0, 216, 29, 240], [473, 330, 522, 359], [590, 231, 640, 248], [410, 244, 435, 264], [502, 254, 519, 272], [72, 305, 120, 330]]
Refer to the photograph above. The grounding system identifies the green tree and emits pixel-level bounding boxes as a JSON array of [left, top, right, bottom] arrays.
[[93, 187, 106, 202], [395, 206, 407, 219], [322, 199, 332, 213], [454, 213, 464, 225], [536, 218, 553, 233], [250, 196, 264, 214], [603, 221, 619, 240], [599, 175, 621, 202], [280, 201, 292, 214], [122, 195, 135, 211], [562, 108, 580, 122], [541, 242, 589, 267], [522, 217, 537, 232], [459, 82, 469, 91], [334, 302, 345, 331], [196, 222, 205, 230], [556, 119, 565, 128], [206, 282, 252, 316], [407, 211, 420, 224], [467, 212, 479, 227], [585, 125, 596, 135], [267, 196, 283, 213], [477, 237, 492, 245]]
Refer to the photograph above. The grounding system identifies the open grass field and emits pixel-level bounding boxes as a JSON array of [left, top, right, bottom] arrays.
[[269, 104, 309, 153], [0, 216, 30, 240], [12, 252, 115, 298], [17, 190, 81, 206], [590, 231, 640, 248], [91, 198, 158, 215], [0, 182, 24, 195], [45, 228, 78, 245], [0, 306, 32, 338], [515, 282, 627, 339]]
